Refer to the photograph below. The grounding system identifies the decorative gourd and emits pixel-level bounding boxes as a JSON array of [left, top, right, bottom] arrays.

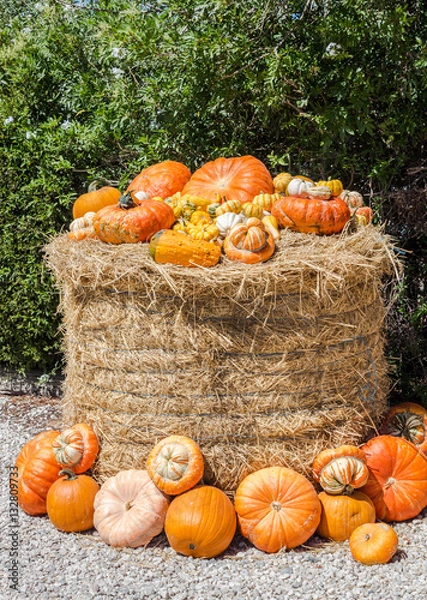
[[286, 178, 314, 198], [72, 183, 121, 219], [126, 160, 191, 201], [312, 445, 369, 495], [208, 202, 222, 218], [180, 201, 197, 221], [317, 179, 344, 197], [234, 466, 321, 553], [272, 172, 293, 193], [340, 189, 364, 209], [262, 215, 280, 240], [164, 485, 236, 558], [349, 523, 398, 565], [94, 469, 169, 548], [52, 423, 99, 474], [252, 192, 281, 211], [67, 227, 97, 242], [355, 206, 374, 225], [189, 211, 212, 226], [360, 435, 427, 522], [308, 186, 332, 201], [182, 155, 274, 204], [242, 202, 264, 219], [46, 469, 100, 532], [146, 435, 204, 495], [186, 222, 219, 241], [271, 195, 351, 235], [19, 442, 64, 515], [381, 402, 427, 454], [215, 211, 245, 237], [228, 218, 266, 251], [316, 491, 376, 542], [215, 199, 243, 217], [69, 212, 96, 232], [149, 229, 221, 267], [93, 192, 175, 244], [224, 227, 275, 264]]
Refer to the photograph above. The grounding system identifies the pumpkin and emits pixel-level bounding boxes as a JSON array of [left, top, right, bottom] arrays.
[[223, 220, 275, 264], [182, 155, 274, 204], [126, 160, 191, 202], [349, 523, 398, 565], [286, 178, 314, 198], [93, 192, 175, 244], [52, 423, 99, 474], [234, 466, 321, 553], [340, 189, 364, 209], [317, 179, 344, 197], [14, 430, 60, 484], [360, 435, 427, 521], [355, 206, 374, 225], [308, 185, 332, 201], [67, 227, 97, 241], [186, 222, 219, 241], [316, 491, 376, 542], [46, 469, 99, 532], [271, 195, 351, 235], [189, 210, 212, 226], [146, 435, 204, 495], [382, 402, 427, 454], [149, 229, 222, 267], [312, 445, 369, 495], [69, 212, 96, 232], [272, 172, 293, 193], [164, 485, 236, 558], [94, 469, 169, 547], [19, 442, 64, 515], [215, 211, 245, 237], [72, 183, 121, 219]]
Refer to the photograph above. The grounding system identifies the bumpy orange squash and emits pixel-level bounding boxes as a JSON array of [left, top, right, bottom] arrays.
[[271, 195, 350, 235], [149, 229, 221, 267]]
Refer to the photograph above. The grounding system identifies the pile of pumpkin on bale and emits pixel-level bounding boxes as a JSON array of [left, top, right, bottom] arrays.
[[12, 401, 427, 566], [68, 155, 374, 264]]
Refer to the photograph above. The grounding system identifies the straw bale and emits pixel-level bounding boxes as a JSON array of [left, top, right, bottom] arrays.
[[44, 225, 402, 494]]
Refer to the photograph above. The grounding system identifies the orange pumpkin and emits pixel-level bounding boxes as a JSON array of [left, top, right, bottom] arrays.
[[382, 402, 427, 454], [19, 443, 64, 516], [126, 160, 191, 201], [360, 435, 427, 521], [52, 423, 99, 474], [271, 195, 350, 235], [317, 491, 376, 542], [182, 155, 274, 204], [46, 469, 100, 532], [349, 522, 398, 565], [164, 485, 236, 558], [312, 445, 369, 495], [72, 184, 121, 219], [93, 192, 175, 244], [146, 435, 204, 495], [234, 466, 321, 553], [355, 206, 374, 224], [223, 220, 275, 264]]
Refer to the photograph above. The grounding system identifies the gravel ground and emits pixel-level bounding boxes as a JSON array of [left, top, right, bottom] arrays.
[[1, 394, 427, 600]]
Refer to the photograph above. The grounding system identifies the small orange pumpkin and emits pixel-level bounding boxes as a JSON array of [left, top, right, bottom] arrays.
[[317, 491, 376, 542], [46, 469, 100, 532], [164, 485, 236, 558], [349, 522, 398, 565], [223, 220, 275, 264], [146, 435, 204, 495]]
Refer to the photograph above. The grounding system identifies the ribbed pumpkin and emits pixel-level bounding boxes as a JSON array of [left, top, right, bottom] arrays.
[[317, 491, 376, 542], [52, 423, 99, 474], [164, 485, 236, 558], [312, 445, 369, 495], [340, 189, 364, 209], [146, 435, 204, 495], [182, 156, 274, 204], [382, 402, 427, 454], [149, 229, 222, 267], [93, 192, 175, 244], [360, 435, 427, 522], [46, 469, 100, 532], [349, 523, 398, 565], [273, 172, 293, 193], [234, 466, 321, 553], [223, 219, 275, 264], [72, 183, 121, 219], [271, 195, 351, 235], [126, 160, 191, 201], [317, 179, 344, 197]]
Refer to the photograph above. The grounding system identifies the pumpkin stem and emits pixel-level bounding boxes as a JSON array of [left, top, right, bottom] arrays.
[[125, 501, 133, 511], [271, 501, 282, 512], [58, 469, 78, 480], [118, 191, 137, 210]]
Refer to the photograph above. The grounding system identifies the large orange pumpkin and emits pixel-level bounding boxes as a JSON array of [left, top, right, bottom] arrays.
[[19, 443, 64, 516], [182, 155, 274, 204], [271, 195, 350, 235], [234, 466, 321, 553], [126, 160, 191, 201], [381, 402, 427, 454], [93, 193, 175, 244], [164, 485, 236, 558], [360, 435, 427, 522]]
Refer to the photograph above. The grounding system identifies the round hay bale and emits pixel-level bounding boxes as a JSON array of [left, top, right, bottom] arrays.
[[44, 225, 401, 494]]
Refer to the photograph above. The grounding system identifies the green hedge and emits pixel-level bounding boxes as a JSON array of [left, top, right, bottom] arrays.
[[1, 0, 426, 399]]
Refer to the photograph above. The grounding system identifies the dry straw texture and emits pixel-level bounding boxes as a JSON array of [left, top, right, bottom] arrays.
[[44, 224, 401, 494]]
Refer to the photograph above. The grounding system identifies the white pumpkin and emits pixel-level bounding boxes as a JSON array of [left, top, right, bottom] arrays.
[[340, 190, 364, 209], [69, 211, 96, 231], [215, 211, 245, 237], [286, 178, 314, 198]]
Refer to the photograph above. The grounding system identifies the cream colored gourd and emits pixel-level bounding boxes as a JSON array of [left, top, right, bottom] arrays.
[[309, 186, 332, 200], [340, 190, 364, 209], [215, 211, 245, 237], [286, 178, 314, 198], [69, 212, 96, 232]]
